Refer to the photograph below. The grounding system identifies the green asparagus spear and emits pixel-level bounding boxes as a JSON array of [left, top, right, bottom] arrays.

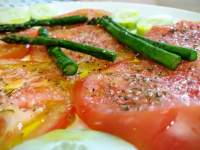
[[1, 35, 117, 62], [89, 16, 181, 70], [47, 47, 78, 75], [38, 27, 78, 76], [105, 17, 197, 61], [0, 15, 88, 33], [38, 27, 49, 37]]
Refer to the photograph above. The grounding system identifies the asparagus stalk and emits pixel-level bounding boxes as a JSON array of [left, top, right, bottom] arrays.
[[0, 15, 88, 33], [38, 27, 49, 37], [1, 35, 117, 62], [105, 17, 197, 61], [89, 16, 181, 70], [38, 27, 78, 76]]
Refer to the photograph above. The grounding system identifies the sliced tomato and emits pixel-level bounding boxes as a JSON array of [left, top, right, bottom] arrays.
[[19, 28, 38, 37], [73, 60, 200, 150], [0, 42, 29, 59], [59, 9, 110, 19], [23, 102, 74, 140], [0, 61, 74, 149], [29, 45, 51, 62], [30, 24, 134, 77], [0, 28, 39, 60], [20, 29, 51, 62], [0, 117, 5, 135], [146, 21, 200, 51]]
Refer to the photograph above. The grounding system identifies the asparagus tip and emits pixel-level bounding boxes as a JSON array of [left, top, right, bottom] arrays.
[[63, 63, 78, 76], [189, 50, 198, 61]]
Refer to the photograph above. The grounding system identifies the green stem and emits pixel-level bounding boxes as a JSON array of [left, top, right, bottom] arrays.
[[90, 16, 181, 70], [2, 35, 117, 62], [0, 15, 88, 32], [106, 17, 197, 61], [38, 27, 78, 76], [48, 46, 78, 75]]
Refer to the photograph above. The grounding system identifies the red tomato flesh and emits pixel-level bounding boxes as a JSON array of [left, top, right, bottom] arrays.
[[0, 61, 74, 149], [0, 42, 29, 59], [0, 28, 39, 60], [73, 59, 200, 150]]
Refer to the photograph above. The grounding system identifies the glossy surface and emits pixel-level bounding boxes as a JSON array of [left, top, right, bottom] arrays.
[[73, 21, 200, 150], [0, 61, 74, 149], [0, 2, 199, 150], [0, 9, 134, 150], [0, 42, 29, 59], [73, 61, 200, 150], [146, 21, 200, 51]]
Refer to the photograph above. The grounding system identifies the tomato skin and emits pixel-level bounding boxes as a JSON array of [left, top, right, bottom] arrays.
[[151, 107, 200, 150], [74, 80, 200, 150], [26, 105, 75, 139], [0, 117, 5, 135], [73, 59, 200, 150], [48, 110, 74, 130]]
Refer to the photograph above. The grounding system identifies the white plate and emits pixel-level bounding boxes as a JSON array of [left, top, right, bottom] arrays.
[[3, 2, 200, 150], [0, 1, 199, 23], [52, 1, 200, 21], [54, 0, 200, 145]]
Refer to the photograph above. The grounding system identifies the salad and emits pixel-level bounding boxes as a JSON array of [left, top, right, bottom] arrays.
[[0, 3, 200, 150]]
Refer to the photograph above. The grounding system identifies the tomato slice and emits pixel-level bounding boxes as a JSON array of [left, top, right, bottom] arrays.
[[73, 60, 200, 150], [0, 42, 29, 59], [23, 102, 74, 140], [19, 28, 38, 37], [146, 21, 200, 51], [59, 9, 110, 19], [31, 25, 134, 78], [0, 28, 39, 60], [29, 45, 51, 62], [0, 61, 74, 149], [0, 117, 5, 135]]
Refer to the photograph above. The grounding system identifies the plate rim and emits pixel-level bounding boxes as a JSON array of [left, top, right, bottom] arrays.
[[55, 1, 200, 16]]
